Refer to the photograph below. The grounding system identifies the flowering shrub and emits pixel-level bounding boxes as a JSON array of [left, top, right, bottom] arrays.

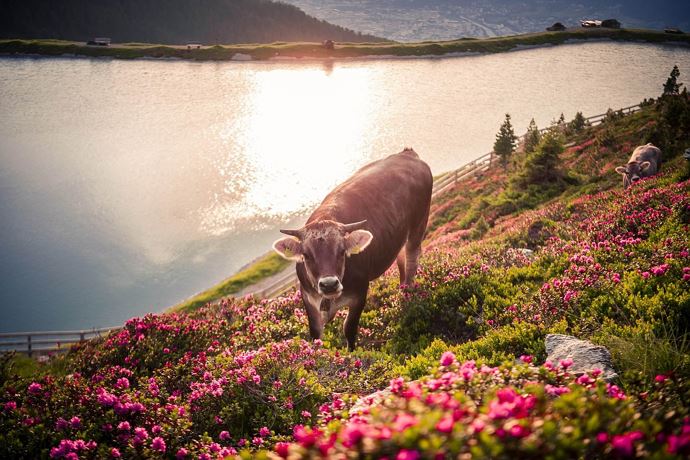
[[261, 357, 690, 459]]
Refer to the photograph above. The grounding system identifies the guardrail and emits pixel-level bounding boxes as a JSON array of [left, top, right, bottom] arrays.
[[0, 327, 120, 357]]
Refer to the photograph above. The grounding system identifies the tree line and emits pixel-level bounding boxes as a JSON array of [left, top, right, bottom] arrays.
[[0, 0, 382, 45]]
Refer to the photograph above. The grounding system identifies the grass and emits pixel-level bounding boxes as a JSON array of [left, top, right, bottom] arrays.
[[170, 252, 291, 313], [1, 28, 688, 61]]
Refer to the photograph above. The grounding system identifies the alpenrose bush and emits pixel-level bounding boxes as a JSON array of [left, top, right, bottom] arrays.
[[259, 355, 690, 459], [1, 333, 393, 457]]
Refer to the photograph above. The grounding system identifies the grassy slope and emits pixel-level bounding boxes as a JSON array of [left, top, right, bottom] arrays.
[[2, 95, 689, 458], [170, 252, 290, 313], [0, 28, 688, 61]]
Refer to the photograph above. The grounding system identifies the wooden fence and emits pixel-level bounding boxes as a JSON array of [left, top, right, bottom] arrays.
[[1, 103, 644, 355], [0, 327, 120, 357]]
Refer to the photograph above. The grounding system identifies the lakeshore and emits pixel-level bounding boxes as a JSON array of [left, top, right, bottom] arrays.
[[1, 28, 689, 62]]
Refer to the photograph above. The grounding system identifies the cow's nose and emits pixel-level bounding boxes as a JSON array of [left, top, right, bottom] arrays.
[[631, 176, 640, 183], [318, 277, 341, 294]]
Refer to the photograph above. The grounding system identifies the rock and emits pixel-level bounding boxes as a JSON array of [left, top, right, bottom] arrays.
[[349, 388, 393, 415], [545, 334, 618, 382]]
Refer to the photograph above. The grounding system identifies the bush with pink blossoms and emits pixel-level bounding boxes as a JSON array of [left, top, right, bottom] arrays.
[[257, 359, 690, 459]]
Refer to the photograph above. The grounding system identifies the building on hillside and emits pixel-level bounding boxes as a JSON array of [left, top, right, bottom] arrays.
[[546, 22, 566, 31], [601, 19, 621, 28]]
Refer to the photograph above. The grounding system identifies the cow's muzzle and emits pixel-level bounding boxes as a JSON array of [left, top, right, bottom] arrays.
[[318, 276, 342, 298]]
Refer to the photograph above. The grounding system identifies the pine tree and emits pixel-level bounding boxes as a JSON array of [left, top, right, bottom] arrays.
[[663, 65, 682, 96], [493, 113, 518, 168], [570, 111, 587, 133], [524, 118, 541, 153]]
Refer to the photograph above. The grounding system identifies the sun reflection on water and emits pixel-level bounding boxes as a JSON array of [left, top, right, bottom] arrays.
[[200, 65, 375, 235]]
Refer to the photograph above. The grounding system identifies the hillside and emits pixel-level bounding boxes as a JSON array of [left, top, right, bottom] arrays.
[[1, 79, 690, 457], [286, 0, 690, 41], [0, 0, 381, 45]]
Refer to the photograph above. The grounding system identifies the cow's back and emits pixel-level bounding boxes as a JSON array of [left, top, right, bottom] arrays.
[[308, 149, 433, 281]]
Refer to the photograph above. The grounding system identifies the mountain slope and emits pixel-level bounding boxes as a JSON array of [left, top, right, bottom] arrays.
[[0, 0, 382, 44], [285, 0, 690, 41]]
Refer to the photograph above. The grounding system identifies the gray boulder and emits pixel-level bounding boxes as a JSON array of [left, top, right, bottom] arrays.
[[545, 334, 618, 382]]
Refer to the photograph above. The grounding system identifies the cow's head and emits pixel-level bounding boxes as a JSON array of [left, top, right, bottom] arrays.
[[272, 220, 373, 298], [615, 161, 651, 189]]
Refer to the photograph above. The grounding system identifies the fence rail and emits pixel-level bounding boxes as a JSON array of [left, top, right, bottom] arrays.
[[0, 327, 120, 357], [2, 103, 645, 356]]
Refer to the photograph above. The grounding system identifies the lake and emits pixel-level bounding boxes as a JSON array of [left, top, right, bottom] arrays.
[[1, 41, 688, 332]]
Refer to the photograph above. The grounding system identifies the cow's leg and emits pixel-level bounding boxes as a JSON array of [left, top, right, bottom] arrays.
[[404, 210, 429, 285], [302, 289, 323, 340], [343, 286, 368, 351], [396, 248, 406, 285]]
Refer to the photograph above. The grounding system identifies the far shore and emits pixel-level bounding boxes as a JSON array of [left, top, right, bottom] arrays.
[[1, 28, 689, 62]]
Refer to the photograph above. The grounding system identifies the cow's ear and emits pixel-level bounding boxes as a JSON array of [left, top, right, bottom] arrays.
[[615, 166, 627, 175], [273, 237, 303, 261], [640, 161, 651, 171], [345, 230, 373, 256]]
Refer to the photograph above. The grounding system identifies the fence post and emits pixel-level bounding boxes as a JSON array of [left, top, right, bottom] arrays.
[[80, 332, 85, 342], [27, 334, 32, 358]]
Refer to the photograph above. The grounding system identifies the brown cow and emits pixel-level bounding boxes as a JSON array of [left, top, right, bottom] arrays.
[[273, 148, 433, 350], [615, 143, 662, 189]]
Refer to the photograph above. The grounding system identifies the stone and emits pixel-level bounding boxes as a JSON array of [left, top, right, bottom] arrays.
[[545, 334, 618, 382]]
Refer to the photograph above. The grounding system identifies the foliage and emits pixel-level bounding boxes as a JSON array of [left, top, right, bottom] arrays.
[[523, 118, 541, 154], [663, 65, 683, 96], [493, 113, 518, 168], [171, 252, 291, 313]]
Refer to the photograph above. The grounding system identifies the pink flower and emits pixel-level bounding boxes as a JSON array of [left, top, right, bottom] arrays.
[[597, 432, 609, 443], [110, 447, 121, 458], [655, 374, 669, 383], [559, 358, 574, 369], [28, 382, 42, 395], [4, 401, 17, 411], [117, 421, 130, 431], [219, 430, 231, 441], [611, 431, 644, 456], [275, 442, 290, 458], [151, 437, 166, 453], [69, 416, 81, 429], [301, 410, 312, 418], [396, 450, 420, 460], [435, 415, 454, 433], [175, 448, 188, 459], [259, 426, 270, 437], [55, 418, 69, 431], [392, 413, 419, 431], [519, 355, 533, 364], [440, 351, 456, 367]]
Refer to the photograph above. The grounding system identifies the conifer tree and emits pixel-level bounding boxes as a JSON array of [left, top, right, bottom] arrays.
[[570, 111, 587, 133], [663, 65, 682, 96], [493, 113, 517, 168], [524, 118, 541, 153]]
